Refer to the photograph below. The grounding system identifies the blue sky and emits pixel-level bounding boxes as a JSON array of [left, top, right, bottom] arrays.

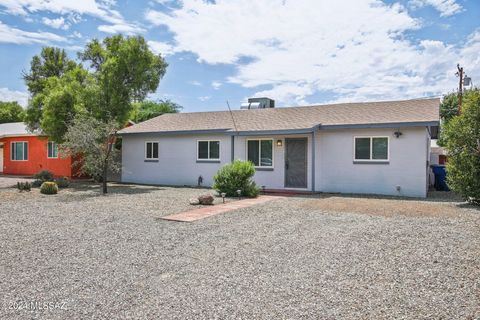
[[0, 0, 478, 112]]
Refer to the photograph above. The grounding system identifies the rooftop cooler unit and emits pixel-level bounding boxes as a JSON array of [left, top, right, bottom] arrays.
[[240, 97, 275, 109]]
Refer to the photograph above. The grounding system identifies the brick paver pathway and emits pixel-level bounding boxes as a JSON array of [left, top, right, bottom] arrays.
[[161, 195, 283, 222]]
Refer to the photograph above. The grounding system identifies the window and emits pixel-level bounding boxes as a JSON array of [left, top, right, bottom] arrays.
[[247, 139, 273, 167], [47, 141, 58, 158], [354, 137, 389, 161], [145, 142, 159, 160], [11, 142, 28, 161], [197, 140, 220, 160]]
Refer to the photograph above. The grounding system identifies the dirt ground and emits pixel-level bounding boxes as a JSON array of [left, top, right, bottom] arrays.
[[300, 192, 475, 218]]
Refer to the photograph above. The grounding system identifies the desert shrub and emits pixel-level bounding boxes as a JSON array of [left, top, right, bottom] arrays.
[[55, 177, 70, 188], [40, 181, 58, 195], [17, 181, 31, 192], [34, 170, 54, 182], [31, 180, 43, 188], [442, 89, 480, 204], [213, 160, 259, 197]]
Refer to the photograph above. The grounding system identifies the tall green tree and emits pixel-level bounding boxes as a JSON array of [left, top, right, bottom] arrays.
[[131, 99, 182, 123], [439, 92, 459, 123], [442, 88, 480, 204], [23, 47, 79, 130], [79, 35, 168, 124], [36, 66, 91, 142], [437, 92, 460, 147], [0, 101, 25, 123], [23, 36, 167, 192]]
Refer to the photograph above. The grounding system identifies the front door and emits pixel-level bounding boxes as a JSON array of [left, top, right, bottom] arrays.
[[285, 138, 307, 188]]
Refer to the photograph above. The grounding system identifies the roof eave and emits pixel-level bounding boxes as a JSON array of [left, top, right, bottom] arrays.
[[0, 133, 41, 139], [319, 121, 439, 130], [117, 128, 232, 136]]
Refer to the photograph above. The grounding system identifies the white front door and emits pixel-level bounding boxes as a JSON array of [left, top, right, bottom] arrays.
[[0, 144, 3, 173]]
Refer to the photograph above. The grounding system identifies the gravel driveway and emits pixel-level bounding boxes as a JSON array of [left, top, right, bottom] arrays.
[[0, 176, 34, 188], [0, 183, 479, 319]]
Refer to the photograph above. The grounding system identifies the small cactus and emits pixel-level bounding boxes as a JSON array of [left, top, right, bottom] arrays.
[[40, 181, 58, 195], [16, 181, 32, 192]]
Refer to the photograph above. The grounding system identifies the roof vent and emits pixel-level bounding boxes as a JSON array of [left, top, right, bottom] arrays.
[[240, 97, 275, 109]]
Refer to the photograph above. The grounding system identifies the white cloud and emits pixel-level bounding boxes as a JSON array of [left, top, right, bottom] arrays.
[[97, 22, 145, 35], [211, 81, 222, 90], [147, 40, 176, 56], [146, 0, 479, 105], [42, 16, 69, 30], [0, 21, 66, 44], [410, 0, 462, 17], [189, 80, 202, 86], [71, 31, 82, 38], [0, 0, 142, 35], [198, 95, 211, 101], [0, 88, 29, 107]]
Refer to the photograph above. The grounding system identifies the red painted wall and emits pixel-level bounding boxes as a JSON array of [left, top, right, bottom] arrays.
[[1, 136, 73, 177]]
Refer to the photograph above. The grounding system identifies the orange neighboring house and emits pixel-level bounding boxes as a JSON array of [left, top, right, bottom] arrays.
[[0, 122, 76, 177]]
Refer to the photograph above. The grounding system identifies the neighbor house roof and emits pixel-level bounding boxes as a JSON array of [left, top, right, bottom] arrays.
[[119, 98, 440, 135], [0, 122, 37, 138]]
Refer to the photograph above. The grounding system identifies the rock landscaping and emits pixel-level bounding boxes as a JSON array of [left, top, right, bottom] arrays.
[[0, 182, 478, 319]]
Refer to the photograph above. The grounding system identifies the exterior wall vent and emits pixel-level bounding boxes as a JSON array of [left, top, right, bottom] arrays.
[[240, 97, 275, 109]]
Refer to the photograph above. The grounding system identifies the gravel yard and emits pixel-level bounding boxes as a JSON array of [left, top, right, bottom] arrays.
[[0, 181, 479, 319]]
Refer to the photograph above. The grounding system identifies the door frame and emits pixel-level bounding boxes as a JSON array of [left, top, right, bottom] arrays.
[[284, 137, 308, 189]]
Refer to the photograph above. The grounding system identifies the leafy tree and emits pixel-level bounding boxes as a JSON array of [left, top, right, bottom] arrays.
[[23, 47, 79, 130], [439, 92, 459, 123], [0, 101, 25, 123], [34, 66, 90, 142], [24, 36, 168, 192], [79, 35, 168, 124], [437, 92, 460, 147], [131, 99, 182, 123], [442, 88, 480, 204], [61, 115, 120, 194]]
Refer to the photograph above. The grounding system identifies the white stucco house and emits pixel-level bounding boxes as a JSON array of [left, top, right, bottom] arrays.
[[118, 97, 440, 198]]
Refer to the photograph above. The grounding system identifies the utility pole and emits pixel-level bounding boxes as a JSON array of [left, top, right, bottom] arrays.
[[456, 64, 464, 114]]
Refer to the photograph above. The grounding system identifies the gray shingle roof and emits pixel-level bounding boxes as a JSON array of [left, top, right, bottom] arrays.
[[119, 98, 440, 135], [0, 122, 33, 137]]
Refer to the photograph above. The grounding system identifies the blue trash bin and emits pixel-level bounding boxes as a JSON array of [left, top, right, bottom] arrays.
[[431, 165, 449, 191]]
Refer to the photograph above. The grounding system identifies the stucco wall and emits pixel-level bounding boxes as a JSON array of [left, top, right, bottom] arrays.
[[121, 134, 231, 186], [122, 133, 312, 190], [315, 127, 429, 197], [0, 136, 73, 177], [233, 134, 312, 190], [121, 127, 429, 197]]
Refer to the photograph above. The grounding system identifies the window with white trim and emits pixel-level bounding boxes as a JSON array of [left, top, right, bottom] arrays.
[[11, 142, 28, 161], [247, 139, 273, 167], [145, 142, 159, 160], [354, 136, 389, 161], [47, 141, 58, 158], [197, 140, 220, 160]]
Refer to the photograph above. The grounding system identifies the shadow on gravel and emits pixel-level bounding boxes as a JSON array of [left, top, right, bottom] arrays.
[[53, 181, 165, 203]]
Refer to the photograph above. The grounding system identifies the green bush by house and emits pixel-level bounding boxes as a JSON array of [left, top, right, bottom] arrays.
[[34, 170, 54, 182], [213, 160, 259, 198], [442, 89, 480, 204], [40, 181, 58, 195]]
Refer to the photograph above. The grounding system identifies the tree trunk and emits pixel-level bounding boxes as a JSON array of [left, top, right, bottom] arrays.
[[102, 160, 108, 194]]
